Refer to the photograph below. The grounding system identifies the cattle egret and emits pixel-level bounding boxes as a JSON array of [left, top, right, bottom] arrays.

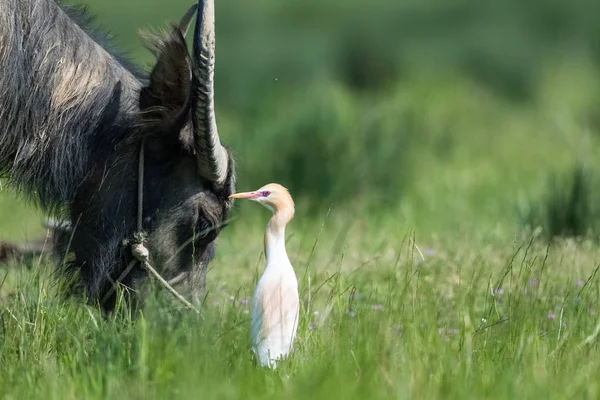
[[229, 183, 299, 368]]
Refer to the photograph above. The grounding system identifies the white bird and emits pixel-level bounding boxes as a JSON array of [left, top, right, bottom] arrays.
[[229, 183, 299, 369]]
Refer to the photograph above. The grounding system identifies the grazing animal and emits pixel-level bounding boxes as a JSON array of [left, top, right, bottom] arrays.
[[0, 0, 236, 311], [0, 219, 67, 265], [229, 184, 299, 368], [0, 240, 45, 265]]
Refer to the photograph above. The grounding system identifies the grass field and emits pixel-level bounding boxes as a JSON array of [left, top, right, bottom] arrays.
[[2, 198, 600, 398], [3, 0, 600, 398]]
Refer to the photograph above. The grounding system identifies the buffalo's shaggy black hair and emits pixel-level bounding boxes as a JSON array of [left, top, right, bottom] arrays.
[[0, 0, 236, 311]]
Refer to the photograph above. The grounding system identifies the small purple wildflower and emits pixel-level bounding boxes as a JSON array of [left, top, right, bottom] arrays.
[[424, 248, 436, 256], [349, 291, 364, 300], [239, 298, 249, 305], [308, 323, 315, 331], [529, 279, 538, 287], [438, 327, 458, 335], [547, 312, 556, 320], [372, 304, 383, 311], [494, 288, 504, 295], [576, 279, 585, 287]]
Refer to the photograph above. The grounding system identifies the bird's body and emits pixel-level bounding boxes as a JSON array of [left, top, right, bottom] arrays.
[[250, 257, 299, 368], [230, 183, 299, 368]]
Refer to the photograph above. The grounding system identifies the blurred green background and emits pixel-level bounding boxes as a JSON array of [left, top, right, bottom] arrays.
[[3, 0, 600, 240]]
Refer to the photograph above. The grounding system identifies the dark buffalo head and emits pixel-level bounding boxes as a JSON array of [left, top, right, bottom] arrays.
[[53, 1, 236, 310]]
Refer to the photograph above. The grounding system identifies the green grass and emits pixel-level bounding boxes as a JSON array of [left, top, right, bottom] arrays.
[[0, 188, 43, 241], [1, 216, 600, 399]]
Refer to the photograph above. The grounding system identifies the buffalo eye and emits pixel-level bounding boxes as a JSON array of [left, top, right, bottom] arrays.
[[196, 215, 211, 238]]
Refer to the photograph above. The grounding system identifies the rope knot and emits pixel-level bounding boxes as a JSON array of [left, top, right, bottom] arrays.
[[131, 243, 149, 263], [130, 231, 149, 263]]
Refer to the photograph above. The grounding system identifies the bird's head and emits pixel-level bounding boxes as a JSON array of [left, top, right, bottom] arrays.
[[229, 183, 294, 216]]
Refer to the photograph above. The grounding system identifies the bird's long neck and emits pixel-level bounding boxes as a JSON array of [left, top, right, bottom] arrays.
[[264, 208, 293, 269]]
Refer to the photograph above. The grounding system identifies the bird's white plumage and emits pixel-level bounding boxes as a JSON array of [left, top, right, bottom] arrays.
[[229, 183, 299, 368], [251, 262, 299, 368]]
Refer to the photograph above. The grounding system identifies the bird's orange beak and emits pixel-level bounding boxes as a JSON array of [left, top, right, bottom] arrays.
[[229, 191, 262, 200]]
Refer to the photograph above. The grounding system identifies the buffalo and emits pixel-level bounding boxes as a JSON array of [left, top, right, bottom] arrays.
[[0, 0, 236, 311]]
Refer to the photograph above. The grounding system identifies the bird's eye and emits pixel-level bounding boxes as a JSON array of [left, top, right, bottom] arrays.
[[261, 190, 271, 197]]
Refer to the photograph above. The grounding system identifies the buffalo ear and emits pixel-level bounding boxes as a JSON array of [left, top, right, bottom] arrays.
[[138, 5, 198, 120], [139, 29, 191, 118]]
